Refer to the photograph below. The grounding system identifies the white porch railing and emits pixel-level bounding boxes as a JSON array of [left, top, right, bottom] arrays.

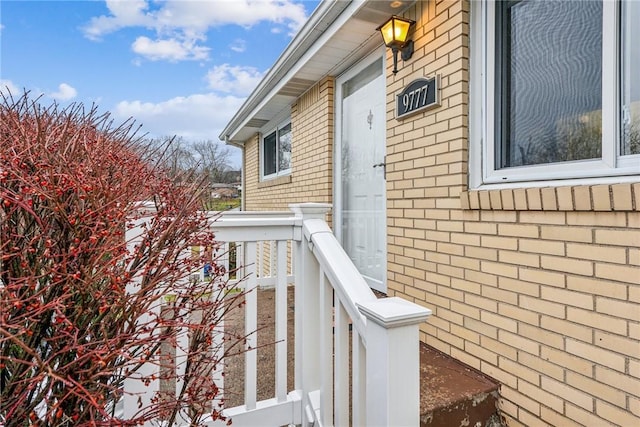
[[126, 203, 431, 426]]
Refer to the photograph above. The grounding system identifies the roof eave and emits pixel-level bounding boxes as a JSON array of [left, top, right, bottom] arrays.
[[219, 0, 417, 146], [219, 0, 355, 145]]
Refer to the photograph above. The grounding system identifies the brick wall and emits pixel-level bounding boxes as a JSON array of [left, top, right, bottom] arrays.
[[243, 77, 334, 215], [386, 1, 640, 426]]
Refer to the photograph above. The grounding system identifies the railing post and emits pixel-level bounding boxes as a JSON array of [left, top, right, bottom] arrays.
[[358, 297, 431, 427], [289, 203, 332, 425]]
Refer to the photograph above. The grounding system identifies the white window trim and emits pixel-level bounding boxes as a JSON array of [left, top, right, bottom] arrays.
[[260, 117, 292, 181], [470, 0, 640, 190]]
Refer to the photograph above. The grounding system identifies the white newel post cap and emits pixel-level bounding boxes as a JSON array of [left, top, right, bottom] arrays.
[[289, 203, 332, 219], [358, 297, 432, 328]]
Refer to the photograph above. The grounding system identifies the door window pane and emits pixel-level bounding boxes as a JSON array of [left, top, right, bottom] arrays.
[[622, 0, 640, 155], [497, 0, 603, 168]]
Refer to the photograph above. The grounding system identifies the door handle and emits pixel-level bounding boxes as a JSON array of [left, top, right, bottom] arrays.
[[373, 162, 386, 179]]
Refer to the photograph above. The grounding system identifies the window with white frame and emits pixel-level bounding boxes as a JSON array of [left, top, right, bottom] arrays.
[[261, 122, 291, 180], [471, 0, 639, 186]]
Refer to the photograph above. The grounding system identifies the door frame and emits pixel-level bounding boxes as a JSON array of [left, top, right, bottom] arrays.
[[333, 47, 387, 290]]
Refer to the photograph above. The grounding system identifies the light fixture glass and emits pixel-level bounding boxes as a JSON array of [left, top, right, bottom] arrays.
[[379, 16, 412, 47]]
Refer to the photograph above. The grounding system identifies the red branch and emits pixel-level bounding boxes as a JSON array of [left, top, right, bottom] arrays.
[[0, 92, 247, 426]]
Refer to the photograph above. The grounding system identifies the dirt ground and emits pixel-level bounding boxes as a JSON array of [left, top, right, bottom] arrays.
[[222, 286, 296, 408]]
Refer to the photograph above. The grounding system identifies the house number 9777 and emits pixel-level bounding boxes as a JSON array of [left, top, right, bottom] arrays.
[[402, 85, 429, 113], [396, 75, 440, 120]]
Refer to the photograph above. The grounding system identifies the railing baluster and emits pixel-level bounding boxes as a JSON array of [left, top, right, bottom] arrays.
[[175, 304, 189, 421], [288, 240, 293, 277], [275, 240, 288, 402], [334, 300, 349, 426], [210, 301, 225, 415], [221, 241, 230, 283], [256, 241, 263, 279], [319, 271, 334, 426], [235, 242, 245, 289], [244, 241, 258, 411], [270, 240, 276, 279], [352, 331, 366, 427]]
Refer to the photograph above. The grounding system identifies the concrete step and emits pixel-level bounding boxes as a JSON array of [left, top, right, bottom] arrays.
[[419, 343, 503, 427]]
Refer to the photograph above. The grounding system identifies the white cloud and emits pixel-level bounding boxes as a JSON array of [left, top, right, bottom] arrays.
[[49, 83, 78, 101], [82, 0, 152, 40], [148, 0, 308, 34], [113, 92, 245, 166], [205, 64, 264, 96], [0, 80, 46, 100], [132, 36, 209, 62], [113, 93, 244, 140], [0, 79, 20, 97], [82, 0, 309, 61], [230, 39, 247, 53]]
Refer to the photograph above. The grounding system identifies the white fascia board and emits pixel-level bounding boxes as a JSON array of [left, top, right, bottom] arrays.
[[249, 0, 369, 122], [219, 0, 367, 144], [223, 135, 244, 149]]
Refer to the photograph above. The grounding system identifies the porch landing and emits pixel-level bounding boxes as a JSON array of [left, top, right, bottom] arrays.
[[223, 286, 502, 426]]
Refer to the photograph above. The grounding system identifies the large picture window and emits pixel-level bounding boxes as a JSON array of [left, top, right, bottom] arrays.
[[496, 0, 602, 168], [471, 0, 639, 186], [261, 122, 291, 180]]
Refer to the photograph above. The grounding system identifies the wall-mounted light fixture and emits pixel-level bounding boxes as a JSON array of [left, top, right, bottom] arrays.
[[377, 15, 416, 74]]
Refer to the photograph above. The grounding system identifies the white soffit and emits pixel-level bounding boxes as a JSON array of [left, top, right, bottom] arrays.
[[220, 0, 416, 145]]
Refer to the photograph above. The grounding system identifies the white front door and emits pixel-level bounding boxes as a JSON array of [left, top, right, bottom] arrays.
[[335, 53, 387, 293]]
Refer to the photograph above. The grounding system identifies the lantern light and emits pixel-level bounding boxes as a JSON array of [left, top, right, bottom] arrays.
[[377, 15, 416, 74]]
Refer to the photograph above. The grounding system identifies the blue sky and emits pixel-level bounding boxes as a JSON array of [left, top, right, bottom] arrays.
[[0, 0, 321, 168]]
